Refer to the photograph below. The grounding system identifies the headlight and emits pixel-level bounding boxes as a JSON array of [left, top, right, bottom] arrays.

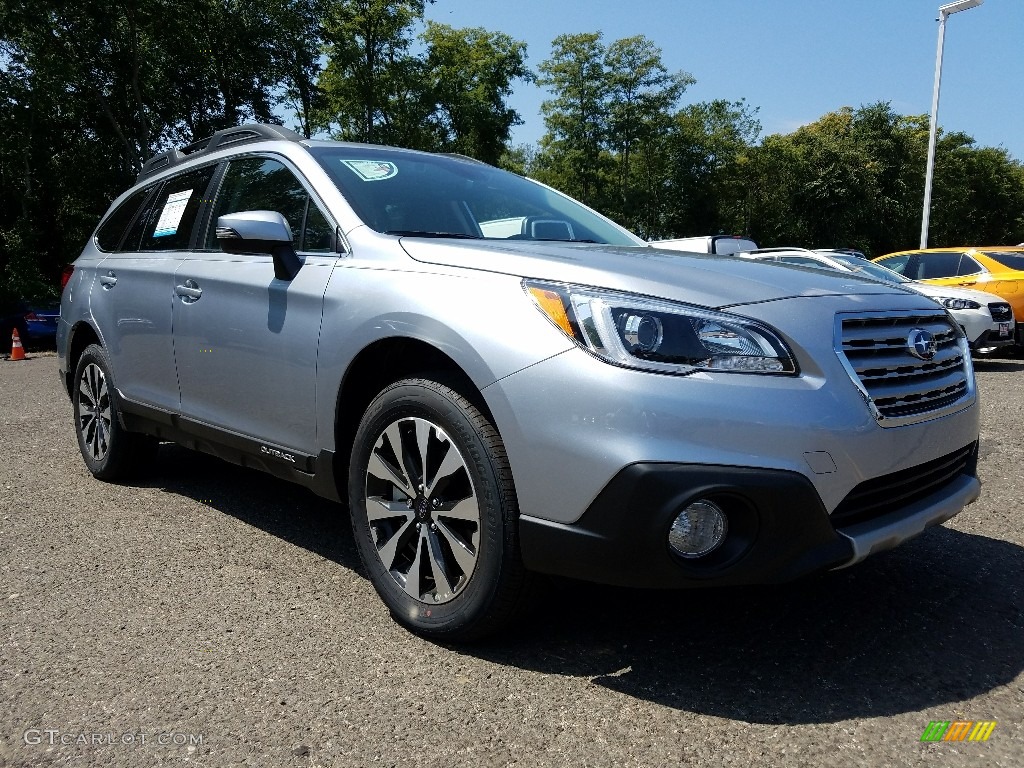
[[525, 280, 797, 375], [938, 297, 981, 310]]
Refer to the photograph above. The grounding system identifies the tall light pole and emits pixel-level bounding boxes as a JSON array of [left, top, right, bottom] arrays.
[[920, 0, 983, 249]]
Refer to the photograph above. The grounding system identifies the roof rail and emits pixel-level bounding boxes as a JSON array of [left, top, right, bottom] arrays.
[[741, 246, 818, 255], [437, 152, 488, 165], [137, 123, 305, 182]]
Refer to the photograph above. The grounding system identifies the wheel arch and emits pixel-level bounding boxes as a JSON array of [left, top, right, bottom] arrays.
[[332, 336, 498, 492], [65, 321, 103, 396]]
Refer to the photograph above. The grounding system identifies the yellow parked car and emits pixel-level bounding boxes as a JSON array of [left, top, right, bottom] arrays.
[[873, 247, 1024, 342]]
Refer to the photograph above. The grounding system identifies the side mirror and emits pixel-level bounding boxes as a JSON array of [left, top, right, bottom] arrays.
[[216, 210, 302, 281]]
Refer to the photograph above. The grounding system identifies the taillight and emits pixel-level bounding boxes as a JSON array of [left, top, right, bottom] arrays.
[[24, 311, 38, 321], [61, 264, 75, 291]]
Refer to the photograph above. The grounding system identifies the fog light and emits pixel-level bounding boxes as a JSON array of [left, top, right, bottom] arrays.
[[668, 500, 727, 558]]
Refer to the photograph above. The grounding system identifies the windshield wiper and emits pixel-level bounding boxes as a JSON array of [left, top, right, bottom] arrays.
[[385, 230, 480, 239]]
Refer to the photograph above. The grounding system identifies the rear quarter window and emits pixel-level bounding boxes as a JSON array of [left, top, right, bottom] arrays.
[[95, 187, 154, 252]]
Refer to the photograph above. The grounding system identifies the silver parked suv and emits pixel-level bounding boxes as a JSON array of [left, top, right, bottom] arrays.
[[58, 124, 981, 640]]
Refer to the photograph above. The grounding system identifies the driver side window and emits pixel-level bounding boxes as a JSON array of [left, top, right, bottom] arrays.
[[206, 157, 334, 252]]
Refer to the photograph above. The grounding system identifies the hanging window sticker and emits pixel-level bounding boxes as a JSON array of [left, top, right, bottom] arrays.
[[152, 189, 193, 237], [340, 159, 399, 182]]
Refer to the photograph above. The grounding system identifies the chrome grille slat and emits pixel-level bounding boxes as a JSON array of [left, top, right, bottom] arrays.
[[989, 303, 1012, 322], [836, 310, 973, 426], [866, 369, 968, 403], [849, 349, 963, 380], [841, 321, 953, 347]]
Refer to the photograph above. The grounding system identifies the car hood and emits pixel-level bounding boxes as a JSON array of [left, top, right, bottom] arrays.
[[908, 281, 1009, 306], [400, 239, 908, 310]]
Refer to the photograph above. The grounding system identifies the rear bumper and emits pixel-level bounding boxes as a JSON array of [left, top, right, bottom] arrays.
[[519, 455, 979, 589]]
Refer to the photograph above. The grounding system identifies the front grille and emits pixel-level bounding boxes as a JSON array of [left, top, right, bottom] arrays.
[[831, 443, 977, 527], [837, 311, 972, 425], [989, 302, 1013, 322]]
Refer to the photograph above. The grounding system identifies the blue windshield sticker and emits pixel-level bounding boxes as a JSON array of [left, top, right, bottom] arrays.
[[340, 160, 399, 182], [152, 189, 193, 237]]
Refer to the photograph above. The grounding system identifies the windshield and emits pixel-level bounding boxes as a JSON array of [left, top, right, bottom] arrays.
[[829, 252, 911, 283], [309, 146, 642, 246]]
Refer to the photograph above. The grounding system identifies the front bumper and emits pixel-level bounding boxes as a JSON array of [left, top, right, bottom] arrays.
[[519, 449, 979, 588], [968, 327, 1014, 351]]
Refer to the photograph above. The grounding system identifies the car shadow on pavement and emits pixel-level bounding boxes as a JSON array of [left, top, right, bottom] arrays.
[[136, 445, 1022, 726], [472, 526, 1023, 725], [138, 443, 364, 575], [972, 357, 1024, 373]]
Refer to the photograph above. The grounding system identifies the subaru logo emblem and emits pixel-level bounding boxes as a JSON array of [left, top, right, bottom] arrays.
[[907, 328, 937, 360]]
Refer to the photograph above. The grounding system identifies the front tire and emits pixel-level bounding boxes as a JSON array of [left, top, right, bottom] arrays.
[[72, 344, 157, 481], [349, 377, 527, 641]]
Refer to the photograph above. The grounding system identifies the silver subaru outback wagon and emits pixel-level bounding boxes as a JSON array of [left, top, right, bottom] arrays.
[[58, 124, 981, 640]]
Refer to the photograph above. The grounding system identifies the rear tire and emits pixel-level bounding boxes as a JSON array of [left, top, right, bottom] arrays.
[[72, 344, 157, 481], [348, 377, 528, 641]]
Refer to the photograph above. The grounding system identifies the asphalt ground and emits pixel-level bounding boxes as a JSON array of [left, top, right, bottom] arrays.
[[1, 352, 1021, 767]]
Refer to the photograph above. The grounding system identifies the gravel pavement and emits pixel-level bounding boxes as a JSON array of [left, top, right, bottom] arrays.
[[1, 352, 1021, 767]]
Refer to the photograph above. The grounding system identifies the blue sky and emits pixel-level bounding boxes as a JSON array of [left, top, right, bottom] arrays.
[[422, 0, 1023, 161]]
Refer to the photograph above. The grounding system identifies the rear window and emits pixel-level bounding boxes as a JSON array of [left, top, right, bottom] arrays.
[[981, 251, 1024, 272]]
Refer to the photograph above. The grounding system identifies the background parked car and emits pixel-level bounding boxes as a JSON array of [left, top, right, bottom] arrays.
[[22, 304, 60, 348], [0, 300, 59, 353], [736, 248, 1015, 354], [873, 247, 1024, 344], [651, 234, 758, 254], [815, 248, 868, 260]]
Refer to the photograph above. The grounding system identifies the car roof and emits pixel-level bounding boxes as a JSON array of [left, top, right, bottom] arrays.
[[879, 246, 1024, 256]]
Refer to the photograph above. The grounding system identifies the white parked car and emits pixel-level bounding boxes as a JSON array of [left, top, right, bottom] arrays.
[[735, 248, 1014, 354], [651, 234, 758, 255]]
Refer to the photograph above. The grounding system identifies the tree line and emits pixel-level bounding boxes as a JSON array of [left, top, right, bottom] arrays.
[[2, 1, 1023, 303]]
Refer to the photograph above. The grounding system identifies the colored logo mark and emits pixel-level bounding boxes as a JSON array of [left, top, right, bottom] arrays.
[[920, 721, 997, 742]]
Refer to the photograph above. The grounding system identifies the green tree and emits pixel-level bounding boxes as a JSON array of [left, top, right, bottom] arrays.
[[421, 22, 532, 165], [604, 35, 692, 222], [535, 33, 692, 234], [317, 0, 436, 146], [535, 32, 610, 207], [0, 0, 322, 298], [739, 102, 1024, 254], [928, 133, 1024, 247], [658, 99, 760, 239]]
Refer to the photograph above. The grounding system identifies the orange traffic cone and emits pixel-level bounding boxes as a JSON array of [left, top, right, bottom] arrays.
[[9, 328, 26, 361]]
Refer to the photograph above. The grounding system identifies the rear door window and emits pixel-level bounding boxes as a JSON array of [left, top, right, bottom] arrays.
[[139, 165, 217, 251]]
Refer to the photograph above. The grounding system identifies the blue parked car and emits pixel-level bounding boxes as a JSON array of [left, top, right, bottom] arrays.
[[23, 304, 60, 347], [1, 301, 59, 352]]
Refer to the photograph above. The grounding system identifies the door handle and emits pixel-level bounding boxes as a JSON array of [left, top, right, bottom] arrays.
[[99, 271, 117, 289], [175, 278, 202, 303]]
